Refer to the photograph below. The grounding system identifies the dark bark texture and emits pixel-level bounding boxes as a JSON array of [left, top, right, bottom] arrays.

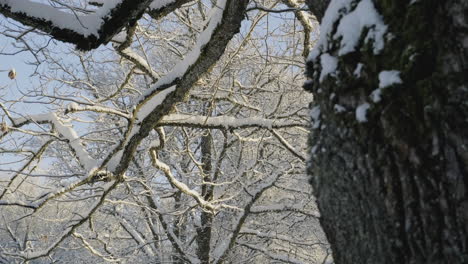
[[196, 132, 214, 264], [305, 0, 468, 263], [306, 0, 330, 23]]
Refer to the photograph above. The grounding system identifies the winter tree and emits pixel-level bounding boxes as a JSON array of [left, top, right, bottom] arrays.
[[1, 0, 467, 263], [0, 0, 329, 263]]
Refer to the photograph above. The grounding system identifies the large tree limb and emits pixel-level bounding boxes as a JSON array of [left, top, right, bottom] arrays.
[[0, 0, 153, 50], [283, 0, 316, 58], [147, 0, 194, 20], [103, 0, 249, 178]]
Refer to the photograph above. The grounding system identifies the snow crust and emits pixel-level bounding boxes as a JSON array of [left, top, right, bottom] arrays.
[[370, 88, 383, 103], [0, 0, 123, 37]]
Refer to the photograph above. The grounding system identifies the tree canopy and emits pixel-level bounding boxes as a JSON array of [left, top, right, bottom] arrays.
[[0, 0, 329, 263]]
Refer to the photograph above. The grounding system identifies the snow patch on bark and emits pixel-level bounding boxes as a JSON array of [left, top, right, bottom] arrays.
[[353, 63, 364, 77], [355, 102, 370, 122], [308, 0, 351, 60], [335, 0, 388, 55], [370, 70, 402, 102], [319, 53, 338, 82], [378, 70, 402, 88], [370, 89, 383, 103], [308, 0, 388, 60], [310, 106, 321, 129], [334, 104, 346, 113]]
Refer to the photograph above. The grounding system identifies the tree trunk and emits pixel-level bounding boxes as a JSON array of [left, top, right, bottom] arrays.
[[306, 0, 330, 23], [305, 0, 468, 263], [196, 109, 214, 263]]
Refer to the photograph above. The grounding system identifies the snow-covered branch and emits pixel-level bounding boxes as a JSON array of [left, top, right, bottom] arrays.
[[73, 232, 120, 262], [0, 140, 52, 200], [271, 129, 307, 161], [159, 114, 307, 129], [250, 204, 319, 218], [212, 173, 281, 263], [11, 113, 96, 171], [0, 0, 154, 50], [119, 217, 155, 257], [118, 47, 160, 81], [150, 149, 217, 212], [240, 228, 324, 246], [283, 0, 316, 58], [237, 241, 305, 264], [147, 0, 193, 20], [65, 103, 131, 119], [3, 181, 118, 261], [101, 0, 249, 178]]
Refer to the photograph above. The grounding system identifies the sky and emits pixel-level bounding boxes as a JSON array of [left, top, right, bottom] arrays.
[[0, 18, 59, 174], [0, 39, 37, 103], [0, 24, 37, 171]]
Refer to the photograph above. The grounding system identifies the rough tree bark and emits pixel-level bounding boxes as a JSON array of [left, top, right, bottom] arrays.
[[306, 0, 330, 23], [196, 131, 214, 264], [305, 0, 467, 263]]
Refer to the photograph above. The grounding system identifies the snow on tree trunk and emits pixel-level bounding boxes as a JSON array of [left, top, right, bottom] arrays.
[[305, 0, 468, 263]]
